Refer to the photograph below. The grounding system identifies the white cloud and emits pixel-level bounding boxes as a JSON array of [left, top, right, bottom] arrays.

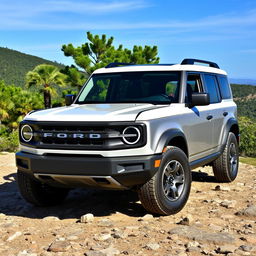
[[0, 0, 148, 16], [0, 1, 256, 37]]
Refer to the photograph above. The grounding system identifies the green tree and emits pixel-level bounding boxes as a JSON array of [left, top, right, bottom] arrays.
[[26, 64, 66, 108], [62, 31, 160, 76], [60, 65, 87, 88]]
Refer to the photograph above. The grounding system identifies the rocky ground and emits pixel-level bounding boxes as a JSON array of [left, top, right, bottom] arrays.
[[0, 153, 255, 256]]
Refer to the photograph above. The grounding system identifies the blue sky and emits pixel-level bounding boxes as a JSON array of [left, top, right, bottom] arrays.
[[1, 0, 256, 79]]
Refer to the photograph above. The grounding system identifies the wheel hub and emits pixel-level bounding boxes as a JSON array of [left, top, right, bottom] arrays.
[[162, 160, 185, 201]]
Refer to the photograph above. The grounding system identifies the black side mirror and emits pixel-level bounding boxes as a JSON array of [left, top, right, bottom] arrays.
[[65, 94, 76, 106], [190, 93, 210, 107]]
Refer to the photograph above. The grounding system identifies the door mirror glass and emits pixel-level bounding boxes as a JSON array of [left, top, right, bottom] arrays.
[[65, 94, 76, 106], [190, 93, 210, 107]]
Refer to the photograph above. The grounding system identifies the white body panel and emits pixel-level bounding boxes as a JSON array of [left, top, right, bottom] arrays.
[[24, 103, 164, 122], [21, 63, 236, 163]]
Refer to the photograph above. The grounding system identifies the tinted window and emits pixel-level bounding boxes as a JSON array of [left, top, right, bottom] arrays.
[[203, 74, 220, 103], [77, 72, 181, 104], [218, 76, 231, 99]]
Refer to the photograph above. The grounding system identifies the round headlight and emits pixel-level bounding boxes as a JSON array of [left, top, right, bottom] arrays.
[[21, 125, 33, 142], [122, 126, 141, 145]]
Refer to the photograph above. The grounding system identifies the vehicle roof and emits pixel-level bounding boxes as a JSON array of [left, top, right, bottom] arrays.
[[93, 64, 227, 76]]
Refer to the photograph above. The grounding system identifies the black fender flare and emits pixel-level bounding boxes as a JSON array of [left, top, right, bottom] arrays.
[[155, 128, 188, 155], [221, 118, 239, 146]]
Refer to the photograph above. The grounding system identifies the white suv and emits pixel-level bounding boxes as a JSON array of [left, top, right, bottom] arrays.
[[16, 59, 239, 215]]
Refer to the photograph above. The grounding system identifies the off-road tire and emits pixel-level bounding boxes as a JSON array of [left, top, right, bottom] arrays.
[[17, 170, 69, 206], [212, 132, 239, 182], [138, 146, 191, 215]]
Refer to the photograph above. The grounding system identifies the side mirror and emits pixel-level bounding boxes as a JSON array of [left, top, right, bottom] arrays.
[[65, 94, 76, 106], [190, 93, 210, 107]]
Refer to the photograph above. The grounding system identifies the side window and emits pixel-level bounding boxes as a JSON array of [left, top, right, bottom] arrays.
[[203, 74, 220, 103], [186, 73, 202, 103], [217, 76, 232, 99]]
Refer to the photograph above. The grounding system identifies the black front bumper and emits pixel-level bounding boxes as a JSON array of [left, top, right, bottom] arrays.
[[16, 151, 161, 188]]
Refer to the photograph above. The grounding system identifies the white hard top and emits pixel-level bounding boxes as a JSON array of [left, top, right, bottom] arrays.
[[93, 64, 227, 76]]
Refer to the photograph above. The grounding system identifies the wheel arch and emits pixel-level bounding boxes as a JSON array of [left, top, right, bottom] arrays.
[[155, 129, 189, 157], [221, 118, 240, 146]]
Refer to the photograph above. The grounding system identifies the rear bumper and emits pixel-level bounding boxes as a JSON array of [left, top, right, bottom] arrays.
[[16, 151, 161, 189]]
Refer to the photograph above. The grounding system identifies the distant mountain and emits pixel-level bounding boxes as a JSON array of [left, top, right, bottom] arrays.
[[0, 47, 64, 87], [230, 78, 256, 86]]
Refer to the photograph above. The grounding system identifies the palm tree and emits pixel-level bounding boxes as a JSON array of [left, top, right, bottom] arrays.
[[26, 64, 66, 108]]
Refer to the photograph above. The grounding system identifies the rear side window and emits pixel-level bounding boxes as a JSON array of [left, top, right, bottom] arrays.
[[217, 76, 232, 99], [203, 74, 220, 103]]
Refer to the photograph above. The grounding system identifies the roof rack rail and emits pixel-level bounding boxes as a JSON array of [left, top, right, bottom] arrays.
[[181, 58, 220, 69], [105, 62, 134, 68]]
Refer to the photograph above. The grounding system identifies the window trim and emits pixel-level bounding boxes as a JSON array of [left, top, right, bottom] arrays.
[[184, 72, 204, 103]]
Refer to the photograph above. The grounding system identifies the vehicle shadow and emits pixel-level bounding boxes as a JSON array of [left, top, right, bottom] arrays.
[[0, 170, 218, 220], [191, 170, 219, 183], [0, 173, 146, 219]]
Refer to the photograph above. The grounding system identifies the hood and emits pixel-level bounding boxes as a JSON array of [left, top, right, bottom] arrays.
[[24, 103, 165, 122]]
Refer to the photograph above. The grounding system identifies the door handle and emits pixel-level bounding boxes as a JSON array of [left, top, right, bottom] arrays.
[[223, 111, 228, 117], [207, 115, 213, 120]]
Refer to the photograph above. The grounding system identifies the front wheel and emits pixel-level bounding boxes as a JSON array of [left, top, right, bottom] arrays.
[[138, 147, 191, 215], [17, 170, 69, 206], [212, 132, 239, 182]]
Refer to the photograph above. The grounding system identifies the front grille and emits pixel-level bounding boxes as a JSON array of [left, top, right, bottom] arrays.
[[19, 121, 146, 150]]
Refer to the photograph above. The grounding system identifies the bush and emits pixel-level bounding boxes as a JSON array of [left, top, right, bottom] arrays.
[[239, 116, 256, 157], [0, 129, 19, 152]]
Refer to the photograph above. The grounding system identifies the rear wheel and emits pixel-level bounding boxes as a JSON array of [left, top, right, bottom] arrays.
[[212, 132, 239, 182], [17, 170, 69, 206], [138, 147, 191, 215]]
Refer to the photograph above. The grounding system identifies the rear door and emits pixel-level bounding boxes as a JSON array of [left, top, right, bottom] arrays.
[[183, 73, 214, 159], [202, 74, 223, 149]]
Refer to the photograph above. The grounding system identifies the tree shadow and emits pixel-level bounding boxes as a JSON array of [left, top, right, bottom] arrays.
[[0, 173, 147, 220]]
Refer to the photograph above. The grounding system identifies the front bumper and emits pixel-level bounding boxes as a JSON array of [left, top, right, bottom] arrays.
[[16, 151, 161, 189]]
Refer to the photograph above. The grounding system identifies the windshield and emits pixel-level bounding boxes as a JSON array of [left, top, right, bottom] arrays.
[[76, 71, 181, 104]]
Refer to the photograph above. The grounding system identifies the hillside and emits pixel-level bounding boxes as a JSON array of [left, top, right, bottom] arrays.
[[231, 84, 256, 120], [0, 47, 64, 87]]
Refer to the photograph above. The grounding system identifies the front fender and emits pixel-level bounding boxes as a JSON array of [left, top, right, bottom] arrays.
[[155, 129, 188, 154]]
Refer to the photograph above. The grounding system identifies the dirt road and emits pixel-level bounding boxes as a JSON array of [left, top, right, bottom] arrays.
[[0, 153, 255, 256]]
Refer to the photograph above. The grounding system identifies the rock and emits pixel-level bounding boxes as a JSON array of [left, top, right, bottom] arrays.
[[98, 218, 113, 227], [236, 205, 256, 217], [67, 235, 79, 240], [100, 246, 120, 256], [167, 234, 179, 240], [7, 231, 22, 241], [111, 229, 127, 239], [138, 214, 153, 221], [168, 226, 235, 244], [177, 217, 190, 226], [48, 240, 71, 252], [239, 245, 254, 252], [214, 185, 230, 191], [85, 251, 105, 256], [17, 251, 37, 256], [145, 243, 160, 250], [43, 216, 60, 221], [94, 233, 112, 241], [220, 200, 237, 208], [0, 213, 6, 218], [185, 241, 200, 248], [80, 213, 94, 223], [216, 245, 237, 254]]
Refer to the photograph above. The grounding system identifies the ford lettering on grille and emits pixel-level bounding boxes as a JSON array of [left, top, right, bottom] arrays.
[[43, 132, 102, 139]]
